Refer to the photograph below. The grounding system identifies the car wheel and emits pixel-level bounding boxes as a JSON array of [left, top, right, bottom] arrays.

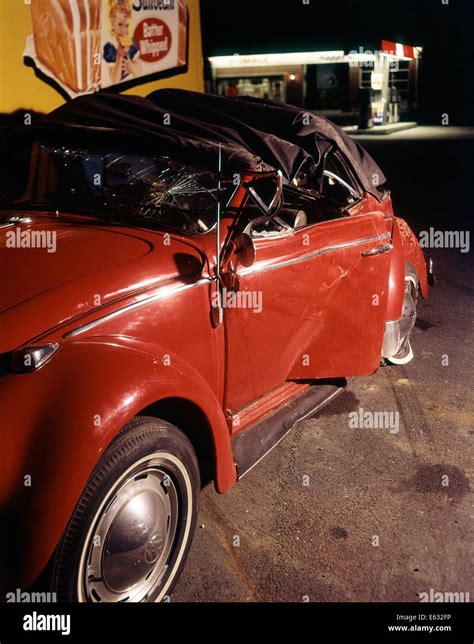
[[50, 416, 199, 602], [387, 272, 418, 365], [387, 336, 414, 365]]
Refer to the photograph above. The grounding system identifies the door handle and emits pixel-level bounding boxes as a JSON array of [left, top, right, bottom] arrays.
[[361, 243, 393, 257]]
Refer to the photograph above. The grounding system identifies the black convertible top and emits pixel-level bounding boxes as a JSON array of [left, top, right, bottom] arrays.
[[4, 89, 386, 197]]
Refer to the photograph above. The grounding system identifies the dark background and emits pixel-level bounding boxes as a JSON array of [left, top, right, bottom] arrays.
[[200, 0, 474, 125]]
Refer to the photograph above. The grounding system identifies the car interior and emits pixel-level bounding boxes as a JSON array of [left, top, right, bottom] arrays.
[[246, 151, 363, 238]]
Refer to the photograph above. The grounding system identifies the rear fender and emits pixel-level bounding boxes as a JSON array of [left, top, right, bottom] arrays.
[[395, 217, 429, 298], [386, 217, 429, 322]]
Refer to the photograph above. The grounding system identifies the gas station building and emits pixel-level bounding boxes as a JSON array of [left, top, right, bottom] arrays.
[[208, 41, 422, 129]]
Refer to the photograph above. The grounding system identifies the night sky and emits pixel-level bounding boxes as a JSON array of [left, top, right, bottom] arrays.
[[200, 0, 474, 124]]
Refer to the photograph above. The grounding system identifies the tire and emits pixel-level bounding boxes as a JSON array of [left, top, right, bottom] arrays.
[[386, 270, 418, 366], [387, 336, 414, 365], [50, 416, 199, 602]]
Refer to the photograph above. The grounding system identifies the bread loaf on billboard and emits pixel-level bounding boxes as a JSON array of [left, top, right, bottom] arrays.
[[27, 0, 188, 96], [30, 0, 102, 93]]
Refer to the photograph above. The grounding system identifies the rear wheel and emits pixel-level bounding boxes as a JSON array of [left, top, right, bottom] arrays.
[[387, 272, 418, 365], [51, 416, 199, 602], [388, 335, 414, 364]]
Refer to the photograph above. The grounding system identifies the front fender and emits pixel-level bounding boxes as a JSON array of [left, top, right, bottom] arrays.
[[0, 338, 235, 588]]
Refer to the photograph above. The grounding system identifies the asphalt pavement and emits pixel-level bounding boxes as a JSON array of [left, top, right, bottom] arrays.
[[172, 127, 474, 602]]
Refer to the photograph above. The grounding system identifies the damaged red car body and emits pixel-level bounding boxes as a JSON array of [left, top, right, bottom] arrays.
[[0, 90, 432, 602]]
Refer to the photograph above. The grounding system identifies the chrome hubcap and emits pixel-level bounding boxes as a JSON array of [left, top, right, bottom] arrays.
[[79, 457, 179, 602], [399, 280, 417, 343]]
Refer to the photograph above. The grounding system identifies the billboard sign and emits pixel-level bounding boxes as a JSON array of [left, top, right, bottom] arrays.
[[24, 0, 188, 99]]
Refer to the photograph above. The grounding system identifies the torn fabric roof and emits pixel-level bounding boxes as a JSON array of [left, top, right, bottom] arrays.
[[2, 89, 386, 197]]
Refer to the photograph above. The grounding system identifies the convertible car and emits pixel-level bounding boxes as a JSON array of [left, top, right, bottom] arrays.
[[0, 89, 433, 602]]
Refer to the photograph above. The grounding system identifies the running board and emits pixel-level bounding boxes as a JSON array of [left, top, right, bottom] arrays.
[[231, 380, 346, 479]]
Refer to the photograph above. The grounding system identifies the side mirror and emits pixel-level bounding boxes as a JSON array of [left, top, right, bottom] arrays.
[[235, 232, 256, 267], [244, 170, 283, 218]]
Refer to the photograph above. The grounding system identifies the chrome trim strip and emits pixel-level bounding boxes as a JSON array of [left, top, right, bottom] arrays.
[[238, 232, 391, 277], [324, 169, 360, 199], [65, 278, 209, 338], [0, 216, 33, 228]]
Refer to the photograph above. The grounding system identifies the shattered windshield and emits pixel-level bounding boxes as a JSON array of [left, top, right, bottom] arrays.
[[0, 142, 237, 235]]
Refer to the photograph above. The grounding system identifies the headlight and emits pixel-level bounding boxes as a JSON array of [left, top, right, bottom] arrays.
[[11, 343, 60, 373]]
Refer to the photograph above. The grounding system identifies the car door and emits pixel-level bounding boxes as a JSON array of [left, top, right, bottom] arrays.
[[222, 165, 393, 412]]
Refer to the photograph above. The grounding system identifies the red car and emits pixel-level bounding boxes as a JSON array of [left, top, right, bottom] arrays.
[[0, 90, 433, 602]]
